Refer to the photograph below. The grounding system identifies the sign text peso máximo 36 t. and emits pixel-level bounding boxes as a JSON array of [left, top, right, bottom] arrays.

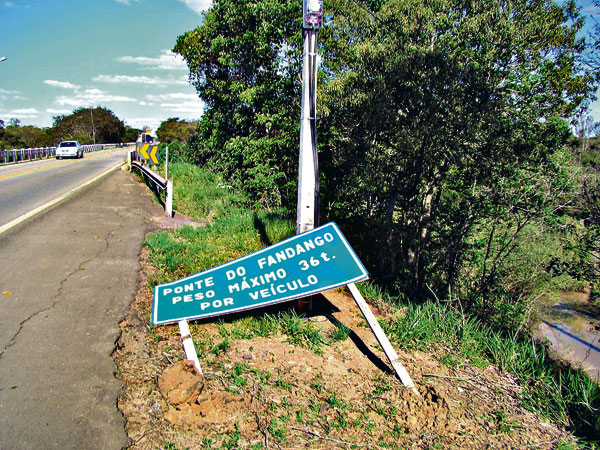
[[152, 222, 368, 325]]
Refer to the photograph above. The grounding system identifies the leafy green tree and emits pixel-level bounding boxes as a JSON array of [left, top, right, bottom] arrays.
[[1, 120, 54, 149], [318, 0, 593, 306], [53, 107, 125, 144], [0, 110, 135, 149], [156, 117, 199, 143], [175, 0, 595, 324], [173, 0, 303, 207], [584, 0, 600, 80], [123, 126, 142, 143], [569, 138, 600, 306]]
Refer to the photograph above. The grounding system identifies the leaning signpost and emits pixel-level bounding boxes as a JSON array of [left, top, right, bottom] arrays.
[[151, 0, 415, 391]]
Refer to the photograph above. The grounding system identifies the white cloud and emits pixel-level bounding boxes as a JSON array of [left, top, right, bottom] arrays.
[[11, 108, 38, 114], [159, 100, 204, 115], [178, 0, 211, 15], [145, 92, 198, 101], [0, 88, 27, 102], [46, 108, 72, 115], [55, 89, 137, 107], [0, 107, 39, 119], [117, 50, 188, 71], [114, 0, 138, 4], [4, 2, 15, 7], [44, 80, 80, 90], [124, 117, 163, 130], [93, 74, 187, 86]]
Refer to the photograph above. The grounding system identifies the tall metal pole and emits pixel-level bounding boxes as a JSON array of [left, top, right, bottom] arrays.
[[296, 0, 322, 235], [90, 108, 96, 145], [165, 144, 169, 181], [294, 2, 416, 390]]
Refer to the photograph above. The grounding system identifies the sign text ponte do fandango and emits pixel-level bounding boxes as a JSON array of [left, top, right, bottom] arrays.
[[152, 222, 368, 325]]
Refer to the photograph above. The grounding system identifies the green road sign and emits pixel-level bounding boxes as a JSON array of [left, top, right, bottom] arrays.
[[152, 222, 368, 325]]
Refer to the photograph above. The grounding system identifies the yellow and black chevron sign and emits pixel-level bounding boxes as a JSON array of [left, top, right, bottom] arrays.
[[136, 143, 160, 165]]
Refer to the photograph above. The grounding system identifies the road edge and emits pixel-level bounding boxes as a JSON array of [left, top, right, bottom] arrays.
[[0, 161, 125, 236]]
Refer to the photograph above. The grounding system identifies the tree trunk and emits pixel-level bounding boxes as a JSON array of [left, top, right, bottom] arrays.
[[407, 166, 444, 297], [376, 177, 401, 277]]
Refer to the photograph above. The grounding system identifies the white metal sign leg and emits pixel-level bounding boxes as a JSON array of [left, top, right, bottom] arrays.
[[178, 319, 202, 375], [347, 283, 416, 392]]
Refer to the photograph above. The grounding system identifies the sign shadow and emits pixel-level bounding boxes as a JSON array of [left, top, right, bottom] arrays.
[[299, 293, 395, 377], [181, 291, 394, 377]]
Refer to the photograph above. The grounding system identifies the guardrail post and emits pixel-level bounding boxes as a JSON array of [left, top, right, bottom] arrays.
[[127, 149, 132, 169], [165, 179, 173, 218]]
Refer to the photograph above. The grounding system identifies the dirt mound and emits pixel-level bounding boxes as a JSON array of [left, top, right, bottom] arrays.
[[114, 251, 575, 449], [158, 360, 204, 405]]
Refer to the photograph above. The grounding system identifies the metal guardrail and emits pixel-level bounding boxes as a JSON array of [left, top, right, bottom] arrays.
[[129, 150, 173, 217], [0, 143, 135, 165]]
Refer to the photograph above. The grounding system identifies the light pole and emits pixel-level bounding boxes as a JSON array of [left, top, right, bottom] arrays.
[[296, 0, 322, 234], [90, 108, 96, 145]]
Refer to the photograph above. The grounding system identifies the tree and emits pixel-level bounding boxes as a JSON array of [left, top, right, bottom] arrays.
[[53, 107, 125, 144], [584, 0, 600, 80], [175, 0, 595, 321], [156, 117, 199, 143], [574, 108, 600, 153], [318, 0, 593, 304], [0, 120, 54, 149], [173, 0, 303, 207], [123, 126, 141, 143]]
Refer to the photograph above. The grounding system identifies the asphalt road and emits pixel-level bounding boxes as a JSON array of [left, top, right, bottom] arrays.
[[0, 148, 131, 229], [0, 158, 164, 449]]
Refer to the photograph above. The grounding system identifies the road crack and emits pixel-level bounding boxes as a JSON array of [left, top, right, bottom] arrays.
[[0, 232, 115, 361]]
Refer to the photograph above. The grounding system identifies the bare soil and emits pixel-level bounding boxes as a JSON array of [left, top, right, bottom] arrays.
[[114, 249, 576, 449]]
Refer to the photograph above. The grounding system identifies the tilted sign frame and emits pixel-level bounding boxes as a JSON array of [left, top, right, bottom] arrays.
[[152, 222, 368, 325]]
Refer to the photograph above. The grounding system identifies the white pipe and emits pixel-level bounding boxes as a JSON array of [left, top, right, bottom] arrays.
[[178, 320, 202, 375], [347, 283, 417, 392], [165, 179, 173, 217], [296, 29, 319, 234]]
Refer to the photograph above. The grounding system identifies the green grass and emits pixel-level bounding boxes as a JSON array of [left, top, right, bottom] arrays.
[[378, 297, 600, 446], [144, 173, 294, 283], [213, 310, 329, 354], [168, 162, 248, 222], [329, 320, 351, 341]]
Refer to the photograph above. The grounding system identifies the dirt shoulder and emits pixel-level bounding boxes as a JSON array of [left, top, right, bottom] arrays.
[[115, 248, 575, 449]]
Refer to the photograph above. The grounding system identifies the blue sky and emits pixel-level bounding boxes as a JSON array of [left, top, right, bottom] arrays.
[[0, 0, 599, 133], [0, 0, 210, 131]]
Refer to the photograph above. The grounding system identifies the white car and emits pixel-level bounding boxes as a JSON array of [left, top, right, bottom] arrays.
[[55, 140, 84, 159]]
